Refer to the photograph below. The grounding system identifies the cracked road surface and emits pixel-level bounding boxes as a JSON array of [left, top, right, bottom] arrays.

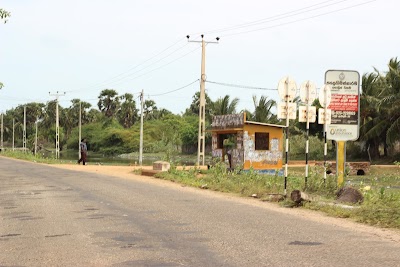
[[1, 156, 400, 267]]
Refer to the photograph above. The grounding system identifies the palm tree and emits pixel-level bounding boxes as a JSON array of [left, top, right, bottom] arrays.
[[0, 8, 10, 23], [117, 93, 138, 128], [185, 91, 213, 118], [378, 58, 400, 146], [98, 89, 120, 118], [359, 72, 383, 159], [251, 95, 277, 123], [211, 95, 239, 115], [361, 58, 400, 158], [143, 99, 158, 120]]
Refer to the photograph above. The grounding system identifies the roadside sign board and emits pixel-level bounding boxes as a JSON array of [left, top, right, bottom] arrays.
[[298, 106, 316, 122], [277, 76, 297, 101], [318, 84, 332, 107], [318, 108, 331, 124], [277, 102, 297, 120], [299, 81, 317, 105], [325, 70, 360, 141]]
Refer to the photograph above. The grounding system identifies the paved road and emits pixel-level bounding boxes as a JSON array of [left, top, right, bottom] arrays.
[[1, 157, 400, 267]]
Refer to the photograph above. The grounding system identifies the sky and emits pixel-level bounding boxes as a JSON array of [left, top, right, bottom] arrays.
[[0, 0, 399, 115]]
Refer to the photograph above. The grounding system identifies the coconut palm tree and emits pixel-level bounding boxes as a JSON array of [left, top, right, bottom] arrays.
[[362, 58, 400, 158], [378, 57, 400, 146], [211, 95, 239, 115], [359, 72, 383, 159], [251, 95, 277, 123]]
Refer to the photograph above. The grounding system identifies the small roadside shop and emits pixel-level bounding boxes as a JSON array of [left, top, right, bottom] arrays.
[[210, 113, 285, 174]]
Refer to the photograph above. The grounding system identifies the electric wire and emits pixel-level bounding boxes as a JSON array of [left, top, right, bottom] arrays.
[[206, 80, 277, 91], [64, 45, 200, 96], [66, 1, 374, 97], [78, 42, 191, 91], [148, 79, 199, 97], [197, 0, 347, 35], [221, 0, 376, 38], [66, 38, 186, 93], [2, 2, 375, 112], [107, 46, 201, 87]]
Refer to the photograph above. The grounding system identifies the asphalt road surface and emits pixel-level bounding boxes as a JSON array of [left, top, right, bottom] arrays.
[[1, 157, 400, 267]]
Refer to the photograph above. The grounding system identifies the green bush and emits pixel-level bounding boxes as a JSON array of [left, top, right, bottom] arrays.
[[289, 134, 335, 160]]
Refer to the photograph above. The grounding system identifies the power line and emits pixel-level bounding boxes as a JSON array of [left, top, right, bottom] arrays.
[[149, 79, 199, 97], [221, 0, 376, 38], [198, 0, 347, 35], [81, 43, 191, 91], [206, 80, 277, 91], [107, 46, 201, 87], [65, 46, 200, 96], [67, 38, 187, 93], [65, 1, 375, 96]]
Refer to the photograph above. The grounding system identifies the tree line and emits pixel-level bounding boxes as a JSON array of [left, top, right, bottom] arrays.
[[1, 58, 399, 162], [0, 87, 277, 156]]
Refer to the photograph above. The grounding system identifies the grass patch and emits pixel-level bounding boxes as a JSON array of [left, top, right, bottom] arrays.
[[156, 162, 400, 229], [1, 150, 65, 164]]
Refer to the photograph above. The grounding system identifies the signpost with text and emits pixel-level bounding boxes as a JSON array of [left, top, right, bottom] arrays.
[[325, 70, 360, 185]]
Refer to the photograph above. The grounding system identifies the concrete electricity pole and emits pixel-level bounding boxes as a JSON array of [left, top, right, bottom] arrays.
[[79, 101, 82, 157], [12, 118, 14, 151], [49, 91, 65, 159], [1, 113, 3, 151], [139, 90, 144, 166], [35, 116, 38, 156], [187, 34, 219, 166], [23, 106, 26, 152]]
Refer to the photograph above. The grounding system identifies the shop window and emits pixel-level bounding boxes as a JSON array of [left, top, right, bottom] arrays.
[[255, 132, 269, 150]]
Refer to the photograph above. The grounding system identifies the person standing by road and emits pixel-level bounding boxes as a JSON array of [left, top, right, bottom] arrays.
[[77, 138, 88, 165]]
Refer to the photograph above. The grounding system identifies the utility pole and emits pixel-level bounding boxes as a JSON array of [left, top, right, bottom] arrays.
[[1, 113, 3, 151], [139, 90, 144, 166], [35, 116, 38, 156], [79, 101, 82, 158], [12, 118, 14, 151], [49, 91, 65, 159], [187, 34, 219, 166], [23, 106, 26, 152]]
